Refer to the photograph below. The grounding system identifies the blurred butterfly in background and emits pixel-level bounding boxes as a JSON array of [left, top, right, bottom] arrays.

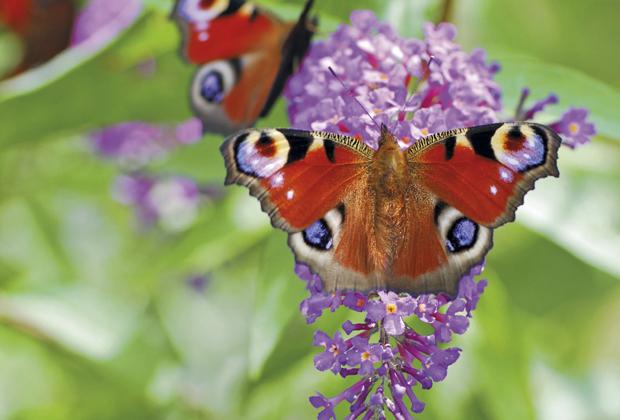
[[173, 0, 317, 135], [221, 122, 562, 296], [0, 0, 75, 79]]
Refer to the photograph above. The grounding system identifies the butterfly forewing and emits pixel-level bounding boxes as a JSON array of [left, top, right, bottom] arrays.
[[408, 122, 561, 227], [221, 128, 372, 231]]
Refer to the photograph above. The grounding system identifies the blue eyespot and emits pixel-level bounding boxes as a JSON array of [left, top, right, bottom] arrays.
[[201, 71, 224, 103], [303, 219, 333, 251], [446, 218, 478, 253]]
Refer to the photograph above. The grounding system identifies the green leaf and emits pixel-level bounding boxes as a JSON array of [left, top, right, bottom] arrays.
[[248, 231, 305, 380], [516, 142, 620, 279], [495, 54, 620, 140], [0, 285, 145, 360]]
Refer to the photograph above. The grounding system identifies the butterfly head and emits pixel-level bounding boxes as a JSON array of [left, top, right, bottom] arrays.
[[378, 123, 399, 149]]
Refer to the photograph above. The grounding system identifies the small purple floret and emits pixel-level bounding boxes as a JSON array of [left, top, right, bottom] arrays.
[[550, 107, 597, 148]]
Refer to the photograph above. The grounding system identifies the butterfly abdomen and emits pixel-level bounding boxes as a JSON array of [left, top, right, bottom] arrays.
[[367, 132, 411, 272]]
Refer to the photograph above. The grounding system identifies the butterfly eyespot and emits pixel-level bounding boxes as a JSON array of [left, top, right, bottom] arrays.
[[178, 0, 229, 21], [491, 124, 546, 172], [256, 135, 276, 157], [200, 71, 225, 103], [233, 130, 289, 178], [303, 219, 333, 251], [445, 217, 478, 253], [198, 0, 216, 9], [191, 60, 239, 121]]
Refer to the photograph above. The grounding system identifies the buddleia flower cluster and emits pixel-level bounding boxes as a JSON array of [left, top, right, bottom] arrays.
[[113, 173, 220, 232], [284, 10, 595, 419], [90, 118, 222, 232], [90, 119, 203, 169]]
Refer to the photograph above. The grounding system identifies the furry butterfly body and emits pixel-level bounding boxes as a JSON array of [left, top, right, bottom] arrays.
[[173, 0, 317, 134], [222, 123, 561, 295]]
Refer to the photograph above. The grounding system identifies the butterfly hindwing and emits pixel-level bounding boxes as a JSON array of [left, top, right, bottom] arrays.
[[387, 198, 494, 295], [190, 53, 280, 134]]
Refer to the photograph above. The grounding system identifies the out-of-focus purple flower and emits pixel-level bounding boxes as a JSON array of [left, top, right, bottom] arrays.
[[113, 173, 217, 232], [515, 88, 559, 120], [186, 274, 210, 293], [90, 119, 203, 168], [175, 118, 203, 144], [136, 57, 157, 78], [550, 108, 597, 148], [71, 0, 142, 47], [285, 10, 595, 419]]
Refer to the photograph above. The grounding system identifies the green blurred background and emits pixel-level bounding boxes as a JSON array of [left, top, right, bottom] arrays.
[[0, 0, 619, 419]]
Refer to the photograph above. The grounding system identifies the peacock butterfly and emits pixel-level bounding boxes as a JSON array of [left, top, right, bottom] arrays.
[[0, 0, 75, 79], [173, 0, 317, 135], [220, 122, 562, 295]]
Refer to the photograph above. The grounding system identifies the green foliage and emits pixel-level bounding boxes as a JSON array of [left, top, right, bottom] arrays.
[[0, 1, 619, 419]]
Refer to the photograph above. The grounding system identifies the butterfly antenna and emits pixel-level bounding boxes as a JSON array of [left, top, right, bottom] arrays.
[[328, 66, 382, 131], [388, 55, 436, 133]]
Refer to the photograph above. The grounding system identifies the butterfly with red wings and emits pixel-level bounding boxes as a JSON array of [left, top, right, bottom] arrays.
[[221, 122, 561, 296], [173, 0, 317, 134], [0, 0, 75, 79]]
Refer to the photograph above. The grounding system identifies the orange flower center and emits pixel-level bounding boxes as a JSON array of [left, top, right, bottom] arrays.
[[361, 351, 371, 361], [386, 303, 397, 314], [569, 122, 579, 134]]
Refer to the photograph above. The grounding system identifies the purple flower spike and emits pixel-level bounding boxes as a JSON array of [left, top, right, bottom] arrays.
[[90, 119, 203, 168], [113, 174, 217, 232], [551, 107, 596, 148], [286, 9, 594, 420]]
